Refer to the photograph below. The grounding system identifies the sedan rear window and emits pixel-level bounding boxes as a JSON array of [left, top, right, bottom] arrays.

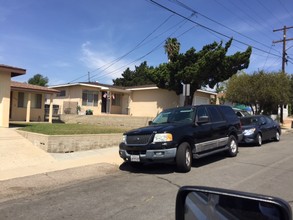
[[240, 117, 259, 125]]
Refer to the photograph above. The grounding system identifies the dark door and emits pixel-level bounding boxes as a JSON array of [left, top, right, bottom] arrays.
[[207, 106, 227, 148], [192, 106, 213, 153], [259, 116, 271, 140]]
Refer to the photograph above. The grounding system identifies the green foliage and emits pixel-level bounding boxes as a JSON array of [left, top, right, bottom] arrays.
[[164, 37, 181, 62], [113, 61, 154, 86], [28, 74, 49, 86], [148, 38, 252, 105], [226, 71, 291, 114]]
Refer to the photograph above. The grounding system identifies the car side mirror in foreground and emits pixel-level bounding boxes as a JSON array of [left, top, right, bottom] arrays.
[[176, 186, 292, 220]]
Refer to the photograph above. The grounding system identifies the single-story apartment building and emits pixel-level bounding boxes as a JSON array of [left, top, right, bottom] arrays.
[[48, 82, 218, 118], [0, 64, 59, 128]]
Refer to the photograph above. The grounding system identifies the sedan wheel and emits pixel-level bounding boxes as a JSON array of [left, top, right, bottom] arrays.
[[274, 130, 280, 142], [256, 133, 262, 146]]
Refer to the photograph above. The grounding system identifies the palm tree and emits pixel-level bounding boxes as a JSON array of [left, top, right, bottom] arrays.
[[164, 37, 180, 62]]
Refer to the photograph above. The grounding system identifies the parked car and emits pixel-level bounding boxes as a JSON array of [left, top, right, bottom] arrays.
[[240, 115, 281, 146], [233, 107, 251, 117], [119, 105, 243, 172]]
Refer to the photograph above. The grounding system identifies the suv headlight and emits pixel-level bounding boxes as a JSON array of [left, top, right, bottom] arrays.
[[122, 135, 127, 143], [153, 133, 173, 142], [243, 128, 256, 136]]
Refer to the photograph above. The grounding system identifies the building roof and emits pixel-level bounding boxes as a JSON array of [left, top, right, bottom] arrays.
[[11, 81, 59, 94], [49, 82, 130, 93], [0, 64, 26, 77], [49, 82, 217, 95]]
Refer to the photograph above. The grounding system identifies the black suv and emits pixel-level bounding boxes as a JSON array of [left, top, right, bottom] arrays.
[[119, 105, 243, 172]]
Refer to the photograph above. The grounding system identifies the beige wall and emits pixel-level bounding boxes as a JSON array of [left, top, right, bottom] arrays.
[[52, 86, 100, 114], [0, 72, 11, 127], [10, 91, 45, 122], [51, 86, 129, 115], [192, 91, 214, 105], [129, 88, 179, 117]]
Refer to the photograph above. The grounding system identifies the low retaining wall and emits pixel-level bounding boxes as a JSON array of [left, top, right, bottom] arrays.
[[17, 130, 123, 153]]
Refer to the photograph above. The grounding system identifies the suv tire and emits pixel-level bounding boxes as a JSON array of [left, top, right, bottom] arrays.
[[227, 135, 238, 157], [176, 142, 192, 173]]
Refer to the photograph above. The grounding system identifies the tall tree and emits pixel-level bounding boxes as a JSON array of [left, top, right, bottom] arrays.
[[164, 37, 181, 62], [113, 61, 154, 86], [149, 38, 252, 105], [226, 71, 291, 115], [28, 74, 49, 86]]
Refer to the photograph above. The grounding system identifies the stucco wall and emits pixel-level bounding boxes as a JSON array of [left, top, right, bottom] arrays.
[[10, 91, 45, 121], [0, 73, 11, 127], [192, 91, 213, 105], [17, 130, 123, 153], [129, 88, 179, 117], [51, 85, 104, 115]]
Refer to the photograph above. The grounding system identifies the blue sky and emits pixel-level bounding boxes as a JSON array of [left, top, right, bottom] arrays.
[[1, 0, 293, 86]]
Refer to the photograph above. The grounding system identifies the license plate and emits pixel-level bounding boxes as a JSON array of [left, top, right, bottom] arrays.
[[130, 155, 140, 162]]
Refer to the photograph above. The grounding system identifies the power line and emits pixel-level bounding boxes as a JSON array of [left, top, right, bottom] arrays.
[[149, 0, 282, 58], [176, 0, 280, 54], [277, 0, 293, 21], [256, 0, 284, 26], [88, 14, 174, 79], [69, 14, 175, 83], [95, 18, 198, 82], [90, 15, 195, 82]]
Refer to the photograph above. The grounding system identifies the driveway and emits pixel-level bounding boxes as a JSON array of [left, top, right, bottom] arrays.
[[0, 127, 123, 181]]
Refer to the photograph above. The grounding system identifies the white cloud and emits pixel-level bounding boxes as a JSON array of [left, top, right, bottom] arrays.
[[80, 41, 138, 83], [53, 61, 71, 68]]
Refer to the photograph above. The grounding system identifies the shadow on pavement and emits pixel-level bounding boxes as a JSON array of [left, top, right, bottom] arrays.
[[119, 162, 177, 175], [192, 153, 227, 168], [119, 153, 230, 174]]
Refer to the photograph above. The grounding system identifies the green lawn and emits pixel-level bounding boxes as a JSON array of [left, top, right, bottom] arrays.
[[10, 123, 129, 135]]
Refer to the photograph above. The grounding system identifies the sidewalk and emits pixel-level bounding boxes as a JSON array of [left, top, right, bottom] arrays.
[[0, 127, 123, 181], [1, 123, 292, 181]]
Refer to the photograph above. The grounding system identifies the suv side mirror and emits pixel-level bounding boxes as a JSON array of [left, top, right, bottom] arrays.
[[176, 186, 292, 220]]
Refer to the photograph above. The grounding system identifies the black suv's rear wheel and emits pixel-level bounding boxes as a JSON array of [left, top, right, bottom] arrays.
[[227, 135, 238, 157], [176, 142, 192, 173]]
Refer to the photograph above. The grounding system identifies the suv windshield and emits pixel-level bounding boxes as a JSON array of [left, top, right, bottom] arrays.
[[152, 107, 195, 124]]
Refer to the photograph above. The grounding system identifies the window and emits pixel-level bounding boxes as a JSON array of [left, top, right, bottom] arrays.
[[18, 92, 42, 109], [196, 107, 208, 118], [208, 106, 224, 122], [57, 90, 66, 97], [33, 94, 42, 109], [82, 90, 98, 106], [18, 92, 25, 108], [111, 93, 121, 106]]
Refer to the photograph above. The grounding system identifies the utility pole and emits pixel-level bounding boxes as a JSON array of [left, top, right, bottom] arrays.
[[273, 25, 293, 123]]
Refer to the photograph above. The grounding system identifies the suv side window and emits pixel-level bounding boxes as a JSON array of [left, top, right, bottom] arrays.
[[220, 105, 237, 121], [196, 106, 209, 120], [207, 106, 224, 122]]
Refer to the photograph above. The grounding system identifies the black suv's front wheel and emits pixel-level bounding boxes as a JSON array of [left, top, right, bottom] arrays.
[[227, 135, 238, 157], [176, 142, 192, 173]]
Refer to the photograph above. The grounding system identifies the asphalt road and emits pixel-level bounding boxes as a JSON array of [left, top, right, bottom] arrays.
[[0, 132, 293, 220]]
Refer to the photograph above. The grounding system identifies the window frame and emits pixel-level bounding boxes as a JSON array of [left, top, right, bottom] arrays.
[[82, 90, 99, 106]]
